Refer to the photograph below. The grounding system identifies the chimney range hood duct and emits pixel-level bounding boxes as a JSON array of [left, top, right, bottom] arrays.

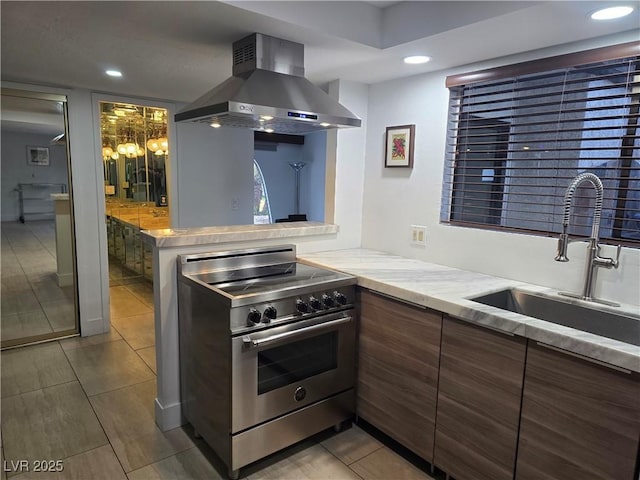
[[174, 33, 361, 135]]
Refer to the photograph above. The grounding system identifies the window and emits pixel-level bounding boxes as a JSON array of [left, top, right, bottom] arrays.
[[253, 160, 272, 224], [441, 43, 640, 245]]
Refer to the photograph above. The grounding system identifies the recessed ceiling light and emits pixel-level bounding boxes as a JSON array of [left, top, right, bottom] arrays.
[[265, 128, 274, 133], [260, 115, 274, 121], [591, 6, 633, 20], [403, 55, 431, 65], [320, 122, 331, 127], [105, 70, 123, 77], [210, 122, 221, 128]]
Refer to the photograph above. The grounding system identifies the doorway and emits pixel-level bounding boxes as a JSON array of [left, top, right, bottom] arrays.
[[97, 100, 169, 371], [99, 101, 169, 286], [1, 88, 79, 348]]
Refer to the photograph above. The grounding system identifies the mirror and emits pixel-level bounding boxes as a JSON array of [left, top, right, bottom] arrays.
[[99, 101, 169, 284], [1, 88, 79, 348], [100, 102, 168, 205]]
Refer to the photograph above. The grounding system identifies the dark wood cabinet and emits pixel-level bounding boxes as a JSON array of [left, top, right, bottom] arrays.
[[357, 289, 442, 462], [516, 342, 640, 480], [433, 316, 527, 480]]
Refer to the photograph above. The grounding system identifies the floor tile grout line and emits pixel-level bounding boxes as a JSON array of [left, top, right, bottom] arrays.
[[316, 441, 367, 480], [0, 378, 79, 402], [58, 346, 130, 476], [121, 282, 154, 306], [0, 380, 113, 473], [57, 332, 171, 476], [120, 442, 197, 476], [85, 376, 157, 399], [108, 323, 156, 365], [315, 429, 381, 479]]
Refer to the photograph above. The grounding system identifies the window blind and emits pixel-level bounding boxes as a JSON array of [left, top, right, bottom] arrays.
[[441, 45, 640, 245]]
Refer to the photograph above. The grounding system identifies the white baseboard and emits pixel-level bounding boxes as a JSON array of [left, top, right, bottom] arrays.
[[81, 317, 108, 336], [56, 272, 74, 287], [155, 397, 183, 431]]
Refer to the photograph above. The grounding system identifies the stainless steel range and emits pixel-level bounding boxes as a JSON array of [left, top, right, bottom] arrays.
[[177, 245, 356, 479]]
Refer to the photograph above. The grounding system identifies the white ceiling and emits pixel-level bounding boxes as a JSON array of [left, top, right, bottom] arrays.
[[1, 1, 638, 106], [1, 95, 66, 135]]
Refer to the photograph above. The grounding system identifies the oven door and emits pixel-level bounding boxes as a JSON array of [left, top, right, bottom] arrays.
[[230, 309, 355, 433]]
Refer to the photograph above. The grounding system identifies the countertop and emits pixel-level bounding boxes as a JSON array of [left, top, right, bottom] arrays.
[[298, 248, 640, 373], [141, 221, 339, 248], [106, 204, 170, 230]]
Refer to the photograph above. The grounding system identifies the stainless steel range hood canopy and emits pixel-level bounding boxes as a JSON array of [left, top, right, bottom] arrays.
[[175, 33, 361, 135]]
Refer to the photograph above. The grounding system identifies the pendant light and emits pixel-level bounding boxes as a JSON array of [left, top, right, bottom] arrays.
[[158, 125, 168, 154], [146, 123, 160, 152], [102, 137, 114, 159], [116, 121, 128, 155]]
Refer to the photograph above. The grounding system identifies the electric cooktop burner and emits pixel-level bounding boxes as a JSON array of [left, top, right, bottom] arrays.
[[206, 262, 351, 297]]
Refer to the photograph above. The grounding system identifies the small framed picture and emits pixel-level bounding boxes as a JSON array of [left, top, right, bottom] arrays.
[[27, 146, 50, 166], [385, 124, 415, 168]]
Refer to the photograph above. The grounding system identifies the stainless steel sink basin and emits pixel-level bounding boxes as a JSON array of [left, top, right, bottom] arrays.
[[470, 289, 640, 346]]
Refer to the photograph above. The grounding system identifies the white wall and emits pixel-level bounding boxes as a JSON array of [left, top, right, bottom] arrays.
[[301, 131, 326, 222], [1, 131, 69, 221], [293, 79, 369, 253], [360, 33, 640, 306], [174, 123, 253, 228]]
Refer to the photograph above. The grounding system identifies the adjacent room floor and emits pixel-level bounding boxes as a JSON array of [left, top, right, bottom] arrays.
[[1, 221, 75, 343], [1, 281, 436, 480]]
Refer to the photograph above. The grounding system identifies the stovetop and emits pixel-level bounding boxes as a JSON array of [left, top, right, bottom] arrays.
[[198, 262, 352, 298], [177, 245, 357, 319]]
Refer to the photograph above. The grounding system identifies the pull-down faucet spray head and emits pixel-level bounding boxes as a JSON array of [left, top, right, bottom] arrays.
[[554, 172, 604, 263]]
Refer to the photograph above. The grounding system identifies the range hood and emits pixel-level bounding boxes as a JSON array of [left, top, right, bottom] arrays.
[[174, 33, 361, 135]]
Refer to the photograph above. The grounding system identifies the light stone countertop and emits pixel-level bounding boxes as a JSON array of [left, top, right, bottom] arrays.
[[298, 248, 640, 373], [141, 222, 339, 248]]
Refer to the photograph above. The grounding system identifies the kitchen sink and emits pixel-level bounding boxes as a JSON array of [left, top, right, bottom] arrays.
[[470, 289, 640, 346]]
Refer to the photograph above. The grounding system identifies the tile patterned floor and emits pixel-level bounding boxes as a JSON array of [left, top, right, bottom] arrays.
[[1, 276, 437, 479], [1, 221, 76, 344]]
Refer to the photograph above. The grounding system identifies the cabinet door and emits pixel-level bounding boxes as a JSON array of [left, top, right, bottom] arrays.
[[434, 316, 526, 480], [516, 343, 640, 480], [357, 289, 442, 461]]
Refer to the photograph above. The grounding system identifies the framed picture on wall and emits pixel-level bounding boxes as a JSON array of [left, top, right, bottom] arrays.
[[384, 124, 415, 168], [26, 146, 50, 166]]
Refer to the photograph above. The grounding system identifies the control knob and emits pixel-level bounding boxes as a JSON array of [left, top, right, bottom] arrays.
[[247, 308, 262, 326], [296, 299, 310, 314], [322, 294, 335, 308], [309, 296, 322, 311], [263, 305, 277, 323], [334, 291, 347, 305]]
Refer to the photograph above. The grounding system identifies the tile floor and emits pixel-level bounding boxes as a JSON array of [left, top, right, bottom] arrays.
[[1, 278, 437, 479], [1, 221, 76, 344]]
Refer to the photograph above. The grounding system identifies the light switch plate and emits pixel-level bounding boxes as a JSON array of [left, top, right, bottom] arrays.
[[411, 225, 427, 246]]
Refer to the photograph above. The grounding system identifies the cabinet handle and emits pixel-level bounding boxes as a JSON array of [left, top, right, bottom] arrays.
[[536, 342, 632, 374]]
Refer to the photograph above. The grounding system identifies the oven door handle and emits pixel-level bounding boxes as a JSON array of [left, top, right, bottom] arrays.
[[242, 316, 352, 349]]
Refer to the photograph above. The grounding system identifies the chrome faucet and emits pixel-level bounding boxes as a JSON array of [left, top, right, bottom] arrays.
[[555, 173, 621, 306]]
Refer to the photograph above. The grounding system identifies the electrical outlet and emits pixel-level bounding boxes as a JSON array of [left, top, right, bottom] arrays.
[[411, 225, 427, 246], [232, 197, 239, 211]]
